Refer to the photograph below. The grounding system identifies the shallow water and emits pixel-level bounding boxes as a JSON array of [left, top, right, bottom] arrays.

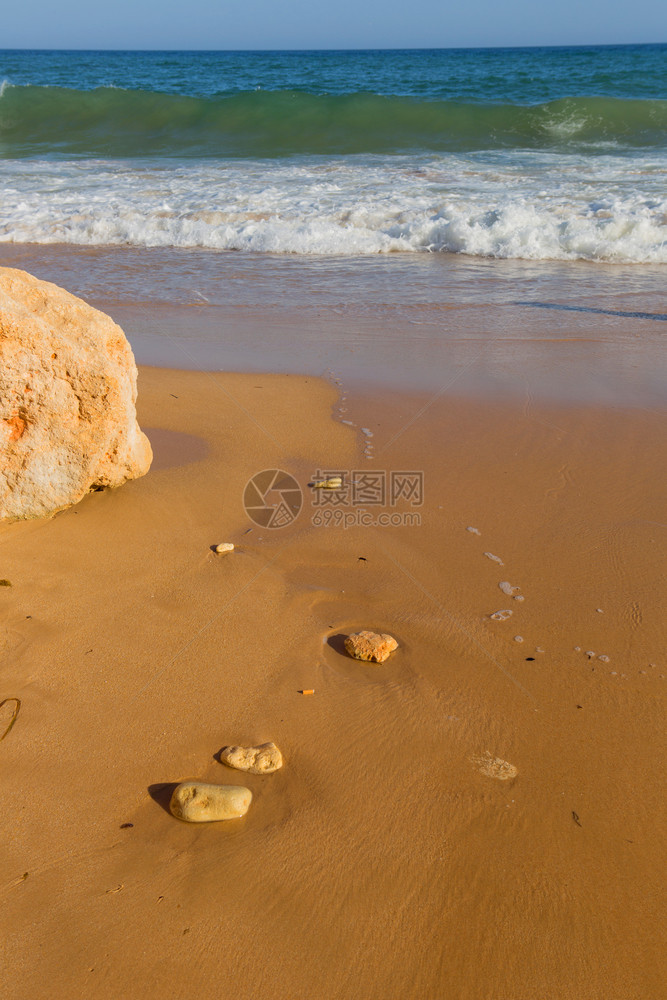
[[2, 242, 664, 405]]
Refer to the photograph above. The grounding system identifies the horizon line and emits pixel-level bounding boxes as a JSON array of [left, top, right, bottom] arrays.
[[0, 41, 665, 54]]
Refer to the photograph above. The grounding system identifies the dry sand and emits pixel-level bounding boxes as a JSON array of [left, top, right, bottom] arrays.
[[1, 364, 666, 999]]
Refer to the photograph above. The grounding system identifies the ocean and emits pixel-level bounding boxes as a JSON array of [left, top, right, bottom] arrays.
[[1, 46, 666, 262]]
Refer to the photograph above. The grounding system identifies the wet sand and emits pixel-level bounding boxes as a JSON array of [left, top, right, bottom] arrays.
[[1, 358, 665, 999]]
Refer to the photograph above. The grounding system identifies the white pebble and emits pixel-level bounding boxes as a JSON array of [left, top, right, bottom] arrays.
[[484, 552, 504, 566], [490, 609, 513, 621], [466, 526, 481, 535], [585, 651, 596, 659], [514, 635, 524, 643], [597, 654, 610, 663], [215, 542, 234, 554]]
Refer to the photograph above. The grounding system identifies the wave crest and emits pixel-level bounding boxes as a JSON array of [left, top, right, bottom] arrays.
[[1, 84, 666, 157]]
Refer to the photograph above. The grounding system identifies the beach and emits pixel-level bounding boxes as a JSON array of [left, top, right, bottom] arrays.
[[1, 44, 666, 999], [2, 248, 666, 999]]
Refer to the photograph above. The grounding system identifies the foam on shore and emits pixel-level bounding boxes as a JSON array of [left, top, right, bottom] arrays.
[[1, 152, 666, 263]]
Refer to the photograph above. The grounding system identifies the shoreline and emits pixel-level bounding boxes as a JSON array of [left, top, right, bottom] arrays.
[[2, 360, 665, 999], [1, 242, 666, 409]]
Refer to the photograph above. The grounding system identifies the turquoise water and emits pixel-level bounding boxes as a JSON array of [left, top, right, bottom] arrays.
[[0, 47, 666, 260]]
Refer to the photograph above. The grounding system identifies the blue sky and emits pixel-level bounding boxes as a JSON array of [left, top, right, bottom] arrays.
[[2, 0, 665, 49]]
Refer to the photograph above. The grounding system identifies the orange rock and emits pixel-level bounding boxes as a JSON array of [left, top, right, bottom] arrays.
[[0, 268, 152, 521], [344, 630, 398, 663]]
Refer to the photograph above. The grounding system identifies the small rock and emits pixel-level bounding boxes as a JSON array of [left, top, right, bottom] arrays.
[[220, 742, 283, 774], [169, 782, 252, 822], [472, 752, 518, 780], [344, 630, 398, 663], [215, 542, 234, 554], [514, 635, 524, 643], [313, 477, 342, 489]]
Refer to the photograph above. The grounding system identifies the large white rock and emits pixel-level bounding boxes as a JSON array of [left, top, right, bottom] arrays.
[[0, 268, 152, 521]]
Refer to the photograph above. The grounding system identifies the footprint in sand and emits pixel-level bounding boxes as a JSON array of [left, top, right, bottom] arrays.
[[466, 526, 481, 535], [472, 751, 518, 780], [489, 609, 513, 621], [499, 581, 521, 597]]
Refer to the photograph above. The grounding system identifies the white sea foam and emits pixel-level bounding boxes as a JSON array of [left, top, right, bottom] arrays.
[[0, 152, 665, 263]]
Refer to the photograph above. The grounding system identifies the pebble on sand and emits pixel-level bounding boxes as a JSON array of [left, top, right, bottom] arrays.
[[344, 630, 398, 663], [313, 477, 343, 489], [484, 552, 504, 566], [169, 782, 252, 822], [215, 542, 234, 554], [220, 742, 283, 774], [472, 752, 518, 780]]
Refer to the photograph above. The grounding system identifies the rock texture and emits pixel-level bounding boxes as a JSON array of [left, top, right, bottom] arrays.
[[344, 630, 398, 663], [472, 752, 518, 781], [0, 268, 152, 521], [220, 742, 283, 774], [169, 782, 252, 822]]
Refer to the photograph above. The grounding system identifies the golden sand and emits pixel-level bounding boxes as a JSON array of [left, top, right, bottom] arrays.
[[1, 365, 665, 999]]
